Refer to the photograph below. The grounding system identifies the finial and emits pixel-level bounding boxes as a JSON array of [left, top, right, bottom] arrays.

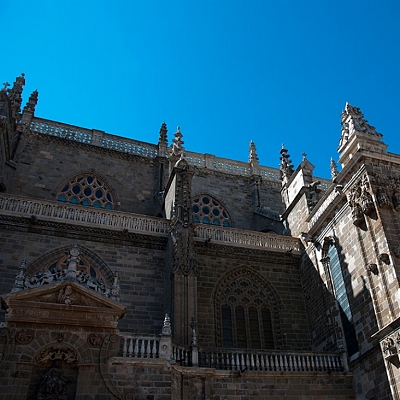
[[279, 144, 294, 181], [8, 73, 26, 119], [157, 122, 168, 157], [23, 90, 39, 114], [161, 313, 172, 335], [2, 82, 10, 92], [159, 122, 167, 141], [170, 126, 185, 156], [339, 102, 382, 151], [302, 152, 307, 161], [330, 157, 339, 181], [248, 140, 259, 164]]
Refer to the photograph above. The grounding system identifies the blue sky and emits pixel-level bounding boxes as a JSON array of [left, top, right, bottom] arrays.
[[2, 1, 400, 178]]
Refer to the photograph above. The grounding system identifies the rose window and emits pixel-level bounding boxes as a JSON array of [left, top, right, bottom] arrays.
[[192, 195, 231, 227], [57, 174, 113, 209]]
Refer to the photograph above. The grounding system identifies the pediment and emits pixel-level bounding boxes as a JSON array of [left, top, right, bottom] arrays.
[[1, 280, 126, 330]]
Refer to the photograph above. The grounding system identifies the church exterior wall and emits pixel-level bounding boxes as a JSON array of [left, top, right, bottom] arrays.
[[196, 244, 311, 351], [3, 75, 400, 398], [0, 227, 167, 336]]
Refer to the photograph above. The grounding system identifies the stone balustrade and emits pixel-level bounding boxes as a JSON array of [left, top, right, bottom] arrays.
[[101, 132, 159, 158], [0, 194, 169, 236], [121, 335, 160, 359], [184, 150, 281, 180], [199, 348, 345, 373], [118, 334, 345, 373], [30, 117, 282, 180], [30, 117, 159, 158], [0, 194, 300, 253], [30, 118, 93, 144], [194, 225, 301, 254], [119, 335, 192, 365]]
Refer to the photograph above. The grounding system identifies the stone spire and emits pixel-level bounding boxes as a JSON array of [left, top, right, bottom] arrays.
[[338, 102, 387, 166], [338, 103, 382, 151], [279, 144, 294, 182], [170, 126, 185, 157], [330, 157, 339, 181], [8, 73, 25, 120], [158, 122, 168, 157], [23, 90, 38, 114], [21, 90, 39, 125], [249, 140, 259, 164]]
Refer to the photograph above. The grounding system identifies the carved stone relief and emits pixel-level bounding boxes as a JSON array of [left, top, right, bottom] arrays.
[[347, 176, 375, 227], [15, 329, 34, 344], [36, 346, 79, 367], [36, 360, 68, 400], [87, 334, 103, 348]]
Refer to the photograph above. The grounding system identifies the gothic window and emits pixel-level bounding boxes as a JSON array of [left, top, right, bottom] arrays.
[[326, 241, 359, 356], [215, 269, 276, 349], [192, 195, 231, 227], [56, 174, 114, 209]]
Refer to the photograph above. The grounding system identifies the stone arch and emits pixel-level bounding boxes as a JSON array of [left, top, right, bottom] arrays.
[[22, 331, 95, 400], [213, 266, 284, 350], [27, 244, 114, 285], [17, 330, 97, 365]]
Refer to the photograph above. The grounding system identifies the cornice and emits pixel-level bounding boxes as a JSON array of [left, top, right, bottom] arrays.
[[0, 216, 168, 250], [195, 241, 301, 263]]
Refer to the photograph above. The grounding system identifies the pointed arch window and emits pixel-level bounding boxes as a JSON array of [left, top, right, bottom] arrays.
[[216, 273, 275, 349], [192, 195, 231, 227], [325, 240, 359, 356], [56, 174, 114, 210]]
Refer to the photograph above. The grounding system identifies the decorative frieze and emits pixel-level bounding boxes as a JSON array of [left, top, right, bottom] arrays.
[[194, 225, 301, 253], [0, 194, 170, 236], [36, 346, 79, 366]]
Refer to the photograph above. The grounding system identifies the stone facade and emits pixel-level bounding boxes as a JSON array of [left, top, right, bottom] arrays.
[[0, 75, 398, 399]]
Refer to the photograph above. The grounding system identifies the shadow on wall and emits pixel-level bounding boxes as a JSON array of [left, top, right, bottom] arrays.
[[300, 238, 390, 399]]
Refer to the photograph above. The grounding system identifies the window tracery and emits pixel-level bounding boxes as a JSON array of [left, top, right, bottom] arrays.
[[321, 237, 359, 356], [56, 174, 113, 209], [215, 268, 278, 349], [192, 194, 231, 227]]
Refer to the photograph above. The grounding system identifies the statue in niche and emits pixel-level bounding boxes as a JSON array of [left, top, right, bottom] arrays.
[[37, 360, 68, 400]]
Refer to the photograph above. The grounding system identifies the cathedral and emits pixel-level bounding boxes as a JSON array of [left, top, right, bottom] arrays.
[[0, 73, 399, 399]]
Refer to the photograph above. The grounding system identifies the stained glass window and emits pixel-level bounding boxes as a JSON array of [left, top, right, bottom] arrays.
[[56, 174, 113, 210]]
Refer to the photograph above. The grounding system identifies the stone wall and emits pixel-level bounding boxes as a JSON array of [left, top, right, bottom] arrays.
[[108, 360, 355, 400], [195, 243, 310, 351], [10, 132, 162, 216], [0, 227, 167, 335], [191, 171, 284, 232]]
